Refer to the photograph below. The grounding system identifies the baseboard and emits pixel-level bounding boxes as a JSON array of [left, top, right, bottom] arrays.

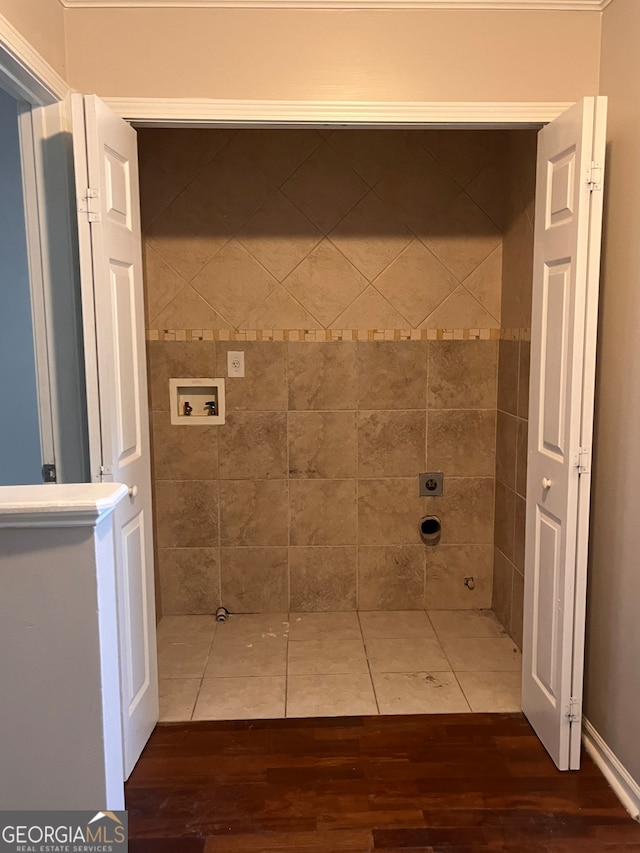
[[582, 717, 640, 821]]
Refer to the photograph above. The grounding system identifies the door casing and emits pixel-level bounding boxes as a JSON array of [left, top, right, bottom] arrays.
[[0, 20, 88, 485]]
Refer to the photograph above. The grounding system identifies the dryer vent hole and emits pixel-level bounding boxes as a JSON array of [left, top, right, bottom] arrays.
[[421, 518, 440, 536]]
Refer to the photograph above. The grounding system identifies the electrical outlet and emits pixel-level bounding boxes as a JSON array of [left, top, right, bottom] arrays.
[[227, 350, 245, 378]]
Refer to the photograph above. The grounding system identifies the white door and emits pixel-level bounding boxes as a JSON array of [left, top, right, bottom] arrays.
[[523, 96, 607, 771], [71, 94, 158, 779]]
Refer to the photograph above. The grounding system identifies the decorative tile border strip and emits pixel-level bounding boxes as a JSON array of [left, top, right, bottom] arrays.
[[146, 328, 505, 342]]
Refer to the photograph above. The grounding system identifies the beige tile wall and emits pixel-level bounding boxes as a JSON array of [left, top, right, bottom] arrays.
[[492, 131, 538, 649], [149, 339, 497, 614], [138, 128, 532, 616], [139, 128, 507, 334]]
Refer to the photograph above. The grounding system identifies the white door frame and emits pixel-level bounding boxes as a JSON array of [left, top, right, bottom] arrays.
[[0, 14, 68, 107], [14, 100, 56, 471], [0, 14, 66, 480], [0, 14, 88, 484]]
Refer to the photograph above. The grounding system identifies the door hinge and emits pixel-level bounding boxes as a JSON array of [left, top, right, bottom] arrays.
[[99, 464, 113, 482], [42, 463, 57, 483], [78, 187, 101, 223], [574, 446, 591, 475], [566, 697, 582, 723], [587, 162, 603, 192]]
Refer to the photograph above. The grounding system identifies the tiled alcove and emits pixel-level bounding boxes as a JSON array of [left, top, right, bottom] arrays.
[[140, 128, 536, 651]]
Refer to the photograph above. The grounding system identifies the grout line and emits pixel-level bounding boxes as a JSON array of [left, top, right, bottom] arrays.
[[355, 353, 360, 611], [211, 337, 223, 611], [284, 610, 290, 718], [424, 607, 438, 640], [190, 675, 205, 721], [435, 630, 456, 676], [450, 669, 473, 713], [358, 611, 381, 716], [424, 342, 430, 611], [432, 629, 474, 714], [285, 350, 292, 617]]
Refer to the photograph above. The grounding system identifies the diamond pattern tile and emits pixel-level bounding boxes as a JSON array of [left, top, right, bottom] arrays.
[[187, 139, 275, 233], [154, 285, 228, 329], [329, 190, 413, 281], [463, 244, 502, 324], [137, 128, 232, 226], [191, 240, 278, 329], [143, 243, 187, 326], [333, 286, 409, 329], [375, 138, 460, 236], [235, 129, 323, 185], [283, 239, 368, 327], [418, 129, 507, 188], [146, 188, 231, 282], [239, 285, 321, 329], [374, 239, 458, 327], [327, 129, 413, 187], [282, 143, 369, 233], [238, 191, 322, 282], [141, 129, 518, 332], [426, 192, 501, 282], [466, 156, 513, 230], [138, 128, 232, 178], [420, 285, 500, 330]]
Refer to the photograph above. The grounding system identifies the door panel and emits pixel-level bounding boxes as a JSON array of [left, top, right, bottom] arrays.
[[523, 97, 607, 771], [122, 511, 151, 711], [541, 261, 570, 455], [533, 506, 561, 698], [111, 262, 141, 463], [72, 93, 158, 779], [547, 147, 576, 227]]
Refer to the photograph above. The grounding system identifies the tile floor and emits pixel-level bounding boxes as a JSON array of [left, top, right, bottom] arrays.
[[157, 610, 522, 721]]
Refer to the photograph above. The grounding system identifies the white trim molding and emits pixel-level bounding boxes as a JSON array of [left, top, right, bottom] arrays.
[[60, 0, 613, 9], [105, 98, 573, 127], [0, 13, 69, 105], [583, 718, 640, 822], [0, 483, 128, 528]]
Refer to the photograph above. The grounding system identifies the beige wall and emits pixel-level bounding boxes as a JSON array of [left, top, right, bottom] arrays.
[[585, 0, 640, 787], [64, 9, 600, 102], [0, 0, 66, 79]]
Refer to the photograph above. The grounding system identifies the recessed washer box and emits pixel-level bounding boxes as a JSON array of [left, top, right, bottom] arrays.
[[169, 378, 225, 425]]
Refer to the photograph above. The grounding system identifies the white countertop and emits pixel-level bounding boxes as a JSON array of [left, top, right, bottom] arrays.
[[0, 483, 128, 527]]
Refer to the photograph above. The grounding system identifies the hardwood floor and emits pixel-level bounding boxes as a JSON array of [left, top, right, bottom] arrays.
[[125, 713, 640, 852]]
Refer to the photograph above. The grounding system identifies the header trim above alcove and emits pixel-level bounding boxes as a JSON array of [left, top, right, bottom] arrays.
[[60, 0, 612, 10], [105, 99, 573, 127]]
